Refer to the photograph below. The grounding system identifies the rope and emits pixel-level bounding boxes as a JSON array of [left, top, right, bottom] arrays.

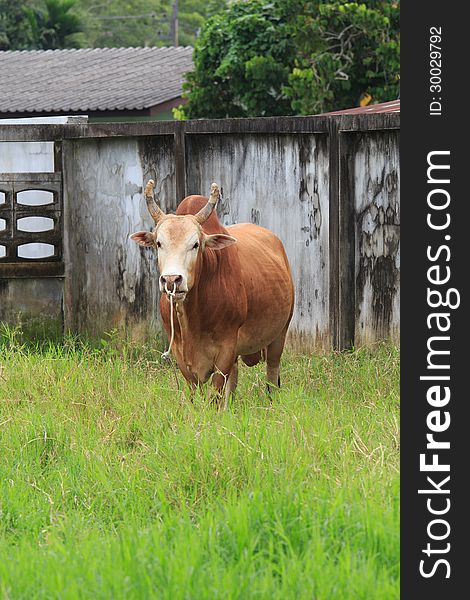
[[161, 282, 176, 361], [211, 364, 228, 393], [160, 285, 229, 404]]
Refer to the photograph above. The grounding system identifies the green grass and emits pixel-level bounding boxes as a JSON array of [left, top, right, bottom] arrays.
[[0, 333, 399, 599]]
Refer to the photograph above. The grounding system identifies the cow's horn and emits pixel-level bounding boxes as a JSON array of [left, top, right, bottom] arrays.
[[144, 179, 165, 224], [195, 182, 220, 224]]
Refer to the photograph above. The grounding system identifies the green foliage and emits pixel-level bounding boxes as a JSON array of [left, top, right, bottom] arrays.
[[175, 0, 231, 46], [0, 0, 83, 50], [74, 1, 228, 49], [2, 0, 399, 116], [178, 0, 229, 46], [178, 0, 400, 118], [0, 341, 399, 597], [284, 0, 400, 115], [179, 1, 295, 118], [0, 1, 34, 50], [75, 0, 168, 49], [1, 1, 229, 50], [24, 0, 83, 49]]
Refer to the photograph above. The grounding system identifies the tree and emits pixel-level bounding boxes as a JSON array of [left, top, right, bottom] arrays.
[[74, 1, 167, 48], [176, 0, 400, 119], [283, 0, 400, 115], [1, 0, 228, 51], [73, 1, 228, 49], [0, 1, 35, 50], [24, 0, 83, 49], [177, 1, 229, 46], [176, 0, 296, 119], [0, 0, 83, 50]]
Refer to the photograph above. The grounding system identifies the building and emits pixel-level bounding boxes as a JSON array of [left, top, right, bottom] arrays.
[[0, 47, 193, 122]]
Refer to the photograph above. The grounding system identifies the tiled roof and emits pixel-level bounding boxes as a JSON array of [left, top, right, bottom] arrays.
[[322, 100, 400, 116], [0, 47, 193, 114]]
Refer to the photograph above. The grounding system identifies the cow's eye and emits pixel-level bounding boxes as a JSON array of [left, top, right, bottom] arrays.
[[192, 242, 199, 250], [156, 240, 161, 248]]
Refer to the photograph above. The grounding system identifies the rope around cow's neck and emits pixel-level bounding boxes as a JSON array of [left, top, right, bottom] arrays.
[[160, 284, 230, 398], [161, 282, 176, 361]]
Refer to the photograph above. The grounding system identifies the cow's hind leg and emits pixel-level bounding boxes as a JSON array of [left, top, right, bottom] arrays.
[[265, 326, 289, 394]]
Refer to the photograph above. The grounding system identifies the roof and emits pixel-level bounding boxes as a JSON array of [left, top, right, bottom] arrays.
[[0, 47, 194, 115], [322, 100, 400, 116]]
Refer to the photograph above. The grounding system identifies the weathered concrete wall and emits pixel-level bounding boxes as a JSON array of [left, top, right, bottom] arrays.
[[62, 136, 176, 339], [0, 141, 54, 173], [349, 131, 400, 345], [1, 116, 400, 348], [186, 133, 330, 349], [0, 121, 63, 336], [0, 141, 55, 260], [62, 132, 332, 347], [0, 278, 63, 339]]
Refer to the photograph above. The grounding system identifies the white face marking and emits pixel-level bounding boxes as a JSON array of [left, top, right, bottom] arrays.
[[155, 216, 202, 293]]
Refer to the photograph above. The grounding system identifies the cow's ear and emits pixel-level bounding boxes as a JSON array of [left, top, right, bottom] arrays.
[[129, 231, 155, 247], [203, 234, 237, 250]]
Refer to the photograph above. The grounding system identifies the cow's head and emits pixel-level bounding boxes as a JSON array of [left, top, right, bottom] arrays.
[[130, 180, 236, 302]]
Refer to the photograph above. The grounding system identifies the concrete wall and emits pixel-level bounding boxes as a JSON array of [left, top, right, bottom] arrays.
[[0, 141, 54, 173], [62, 133, 331, 347], [0, 141, 55, 260], [351, 131, 400, 345], [1, 115, 400, 348], [185, 133, 330, 349], [62, 136, 176, 338], [0, 124, 58, 335], [0, 117, 87, 338], [0, 278, 63, 339]]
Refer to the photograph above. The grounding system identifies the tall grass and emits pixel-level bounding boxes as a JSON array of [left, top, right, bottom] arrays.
[[0, 334, 399, 599]]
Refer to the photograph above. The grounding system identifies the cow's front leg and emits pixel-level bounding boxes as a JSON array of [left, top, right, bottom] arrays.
[[224, 359, 239, 407], [212, 347, 237, 410], [171, 351, 199, 393]]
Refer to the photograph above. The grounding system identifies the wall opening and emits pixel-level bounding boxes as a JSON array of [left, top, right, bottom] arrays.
[[17, 243, 55, 259], [16, 190, 54, 206], [17, 216, 54, 233]]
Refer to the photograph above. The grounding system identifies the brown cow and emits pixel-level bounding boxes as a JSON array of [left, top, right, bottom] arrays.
[[130, 180, 294, 407]]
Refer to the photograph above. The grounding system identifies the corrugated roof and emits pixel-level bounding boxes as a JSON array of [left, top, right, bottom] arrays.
[[322, 100, 400, 116], [0, 47, 193, 114]]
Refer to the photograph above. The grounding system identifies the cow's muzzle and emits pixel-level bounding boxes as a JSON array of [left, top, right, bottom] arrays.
[[160, 274, 187, 301]]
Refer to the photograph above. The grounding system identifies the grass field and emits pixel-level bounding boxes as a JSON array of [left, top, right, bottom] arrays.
[[0, 332, 399, 599]]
